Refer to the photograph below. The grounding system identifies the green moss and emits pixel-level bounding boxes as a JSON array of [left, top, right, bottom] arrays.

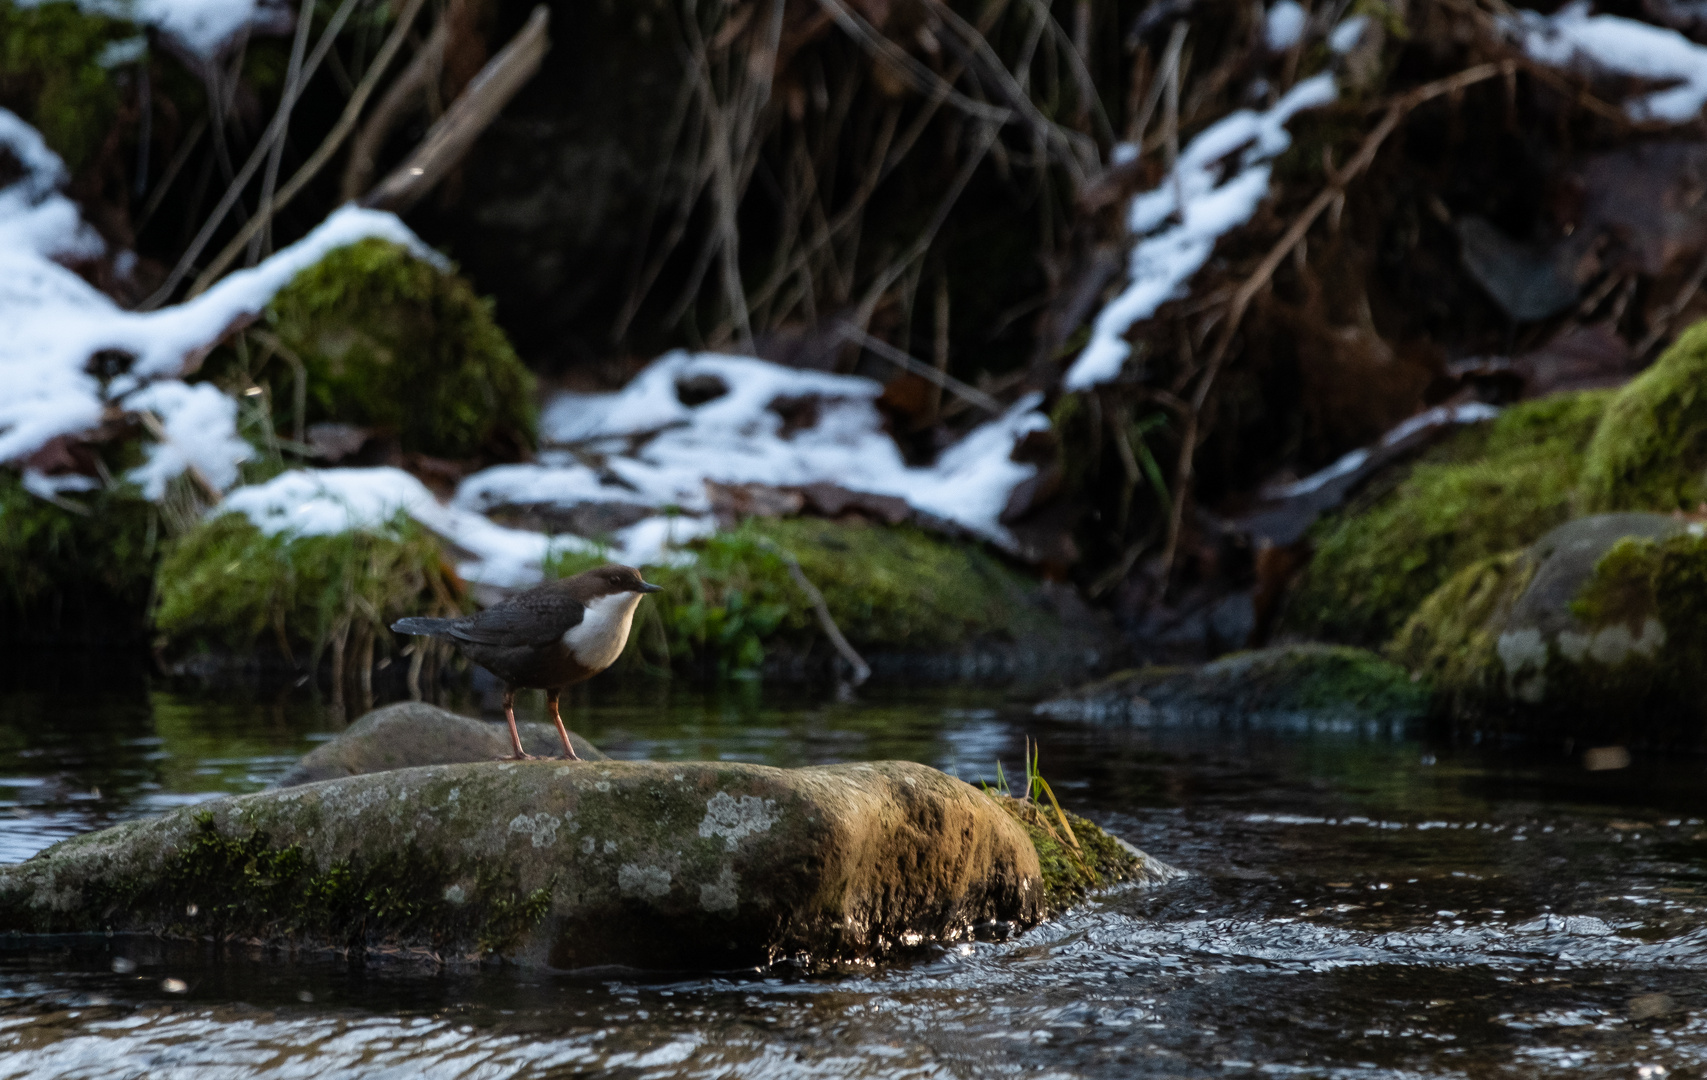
[[1580, 320, 1707, 513], [1385, 549, 1533, 708], [548, 517, 1046, 675], [153, 509, 464, 658], [262, 238, 537, 460], [0, 1, 133, 172], [73, 813, 551, 955], [0, 469, 157, 643], [1284, 391, 1608, 645], [987, 795, 1140, 915]]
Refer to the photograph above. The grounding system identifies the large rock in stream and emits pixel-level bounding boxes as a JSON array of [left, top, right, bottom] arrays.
[[0, 755, 1173, 969]]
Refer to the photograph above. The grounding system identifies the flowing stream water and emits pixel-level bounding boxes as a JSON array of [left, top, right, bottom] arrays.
[[1, 658, 1704, 1078]]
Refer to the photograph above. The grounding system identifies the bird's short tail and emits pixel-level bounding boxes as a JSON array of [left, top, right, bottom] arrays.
[[392, 616, 455, 636]]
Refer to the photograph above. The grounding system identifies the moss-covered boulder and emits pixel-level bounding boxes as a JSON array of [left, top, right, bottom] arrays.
[[0, 760, 1065, 968], [153, 511, 463, 660], [261, 238, 536, 461], [275, 702, 607, 787], [1388, 513, 1707, 744], [1282, 392, 1609, 646], [1580, 321, 1707, 513], [1036, 644, 1430, 726], [0, 1, 137, 173], [554, 517, 1105, 680]]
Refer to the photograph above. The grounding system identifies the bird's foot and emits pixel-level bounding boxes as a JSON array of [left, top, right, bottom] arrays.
[[505, 751, 541, 761], [557, 750, 581, 762]]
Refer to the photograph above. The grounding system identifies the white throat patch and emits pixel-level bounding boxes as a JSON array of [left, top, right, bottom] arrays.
[[562, 591, 646, 671]]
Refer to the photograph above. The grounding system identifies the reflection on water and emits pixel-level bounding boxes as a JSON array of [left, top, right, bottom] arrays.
[[2, 655, 1707, 1077]]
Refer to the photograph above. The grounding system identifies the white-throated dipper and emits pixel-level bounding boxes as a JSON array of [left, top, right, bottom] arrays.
[[391, 564, 662, 760]]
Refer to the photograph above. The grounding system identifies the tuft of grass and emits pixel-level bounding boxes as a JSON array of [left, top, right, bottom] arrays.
[[153, 510, 464, 660]]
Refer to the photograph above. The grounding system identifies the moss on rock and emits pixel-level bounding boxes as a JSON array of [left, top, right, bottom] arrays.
[[1039, 644, 1431, 724], [153, 510, 463, 659], [1387, 513, 1707, 743], [0, 469, 157, 644], [1580, 321, 1707, 513], [986, 795, 1175, 915], [0, 1, 133, 172], [549, 517, 1055, 676], [261, 238, 537, 460], [1283, 391, 1609, 645]]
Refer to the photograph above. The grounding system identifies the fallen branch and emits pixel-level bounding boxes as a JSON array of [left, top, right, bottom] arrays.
[[361, 5, 551, 213], [1158, 60, 1518, 574], [757, 538, 871, 686], [185, 0, 431, 299]]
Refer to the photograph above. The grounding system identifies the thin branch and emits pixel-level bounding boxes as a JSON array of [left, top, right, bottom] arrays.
[[757, 538, 870, 686], [362, 5, 551, 213], [248, 0, 316, 266], [840, 324, 1004, 414], [340, 9, 448, 201], [185, 0, 432, 299], [140, 0, 364, 310]]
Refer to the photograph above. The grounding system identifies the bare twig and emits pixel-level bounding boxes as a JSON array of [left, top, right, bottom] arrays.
[[840, 324, 1004, 414], [186, 0, 431, 299], [140, 0, 364, 309], [248, 0, 316, 266], [362, 6, 551, 213], [757, 538, 870, 686], [135, 115, 208, 234], [341, 14, 449, 200], [813, 0, 1013, 125], [1158, 61, 1518, 574]]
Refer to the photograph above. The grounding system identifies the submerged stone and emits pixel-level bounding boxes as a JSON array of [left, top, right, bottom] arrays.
[[1036, 644, 1430, 727], [0, 760, 1076, 969], [1389, 513, 1707, 744], [274, 702, 607, 788]]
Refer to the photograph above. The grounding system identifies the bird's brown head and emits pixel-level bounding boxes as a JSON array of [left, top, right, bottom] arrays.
[[568, 563, 664, 600]]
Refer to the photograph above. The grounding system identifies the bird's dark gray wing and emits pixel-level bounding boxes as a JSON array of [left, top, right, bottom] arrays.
[[447, 589, 586, 646]]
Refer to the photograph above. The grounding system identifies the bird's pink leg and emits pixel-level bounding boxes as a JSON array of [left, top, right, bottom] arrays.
[[504, 688, 537, 760], [548, 689, 580, 761]]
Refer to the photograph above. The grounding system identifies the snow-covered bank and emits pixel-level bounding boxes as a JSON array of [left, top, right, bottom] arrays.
[[0, 108, 438, 492], [459, 352, 1049, 553], [1511, 2, 1707, 124]]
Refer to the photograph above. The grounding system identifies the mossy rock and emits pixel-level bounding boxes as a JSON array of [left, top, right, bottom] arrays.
[[261, 238, 537, 461], [0, 760, 1058, 969], [551, 517, 1078, 677], [153, 511, 464, 660], [274, 702, 607, 787], [1388, 513, 1707, 744], [0, 469, 157, 645], [0, 1, 134, 173], [1037, 644, 1431, 726], [987, 795, 1180, 914], [1283, 391, 1609, 646], [1580, 320, 1707, 513]]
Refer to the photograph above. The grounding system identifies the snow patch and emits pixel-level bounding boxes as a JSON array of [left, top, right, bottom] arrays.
[[458, 351, 1048, 549], [1512, 3, 1707, 123], [1266, 0, 1307, 51], [16, 0, 288, 60], [1064, 73, 1338, 391]]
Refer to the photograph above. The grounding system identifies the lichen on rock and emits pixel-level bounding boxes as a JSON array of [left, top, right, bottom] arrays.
[[0, 759, 1059, 969], [259, 237, 537, 461], [1388, 513, 1707, 743]]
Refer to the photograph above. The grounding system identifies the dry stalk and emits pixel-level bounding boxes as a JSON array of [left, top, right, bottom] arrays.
[[185, 0, 431, 300], [248, 0, 316, 266], [1158, 60, 1519, 575]]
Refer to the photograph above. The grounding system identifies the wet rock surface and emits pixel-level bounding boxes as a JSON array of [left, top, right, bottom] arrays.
[[0, 760, 1085, 969], [1036, 644, 1430, 727], [1391, 513, 1707, 743], [274, 702, 607, 788]]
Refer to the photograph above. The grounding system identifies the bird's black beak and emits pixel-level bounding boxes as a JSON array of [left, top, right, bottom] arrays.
[[638, 580, 663, 594]]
